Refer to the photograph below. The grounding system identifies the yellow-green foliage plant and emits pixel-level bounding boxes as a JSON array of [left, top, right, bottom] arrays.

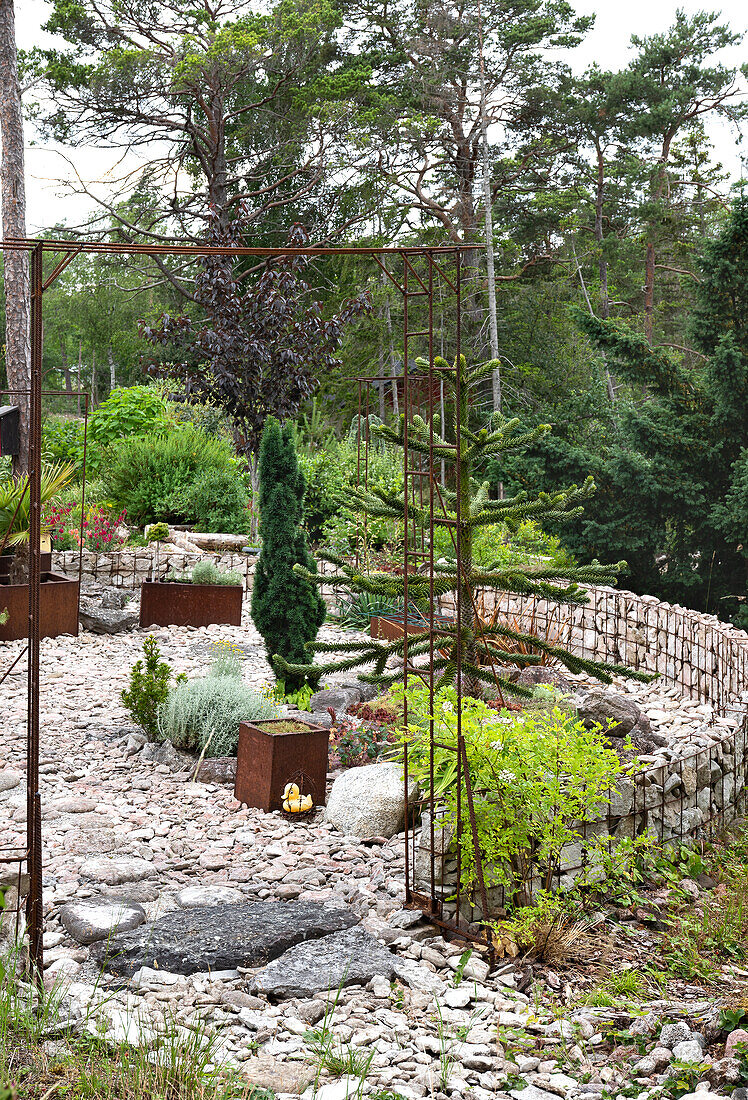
[[394, 681, 631, 906]]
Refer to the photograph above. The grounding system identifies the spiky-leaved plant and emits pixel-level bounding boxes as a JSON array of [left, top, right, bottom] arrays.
[[251, 417, 327, 691], [275, 354, 652, 698]]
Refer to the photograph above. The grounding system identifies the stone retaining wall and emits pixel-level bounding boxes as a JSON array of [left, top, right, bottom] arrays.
[[52, 549, 342, 601], [420, 587, 748, 916]]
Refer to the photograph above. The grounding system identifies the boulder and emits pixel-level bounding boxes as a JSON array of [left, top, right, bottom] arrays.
[[0, 770, 21, 793], [141, 740, 190, 772], [292, 709, 334, 729], [659, 1021, 693, 1048], [250, 926, 397, 999], [177, 885, 244, 907], [79, 595, 138, 635], [80, 856, 155, 886], [60, 898, 146, 945], [309, 681, 378, 716], [325, 763, 418, 838], [242, 1054, 315, 1095], [726, 1029, 748, 1058], [516, 666, 574, 694], [577, 691, 667, 751], [91, 900, 359, 977], [194, 756, 237, 784]]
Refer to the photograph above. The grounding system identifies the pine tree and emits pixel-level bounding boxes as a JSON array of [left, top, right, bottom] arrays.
[[275, 355, 650, 697], [252, 417, 327, 692]]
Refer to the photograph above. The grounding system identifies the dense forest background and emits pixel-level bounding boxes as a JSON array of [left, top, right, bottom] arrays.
[[1, 0, 747, 624]]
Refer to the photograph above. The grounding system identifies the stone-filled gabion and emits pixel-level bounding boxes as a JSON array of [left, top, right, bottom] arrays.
[[419, 585, 748, 919]]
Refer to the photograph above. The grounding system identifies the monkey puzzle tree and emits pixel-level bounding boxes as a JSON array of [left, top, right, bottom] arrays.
[[275, 354, 650, 697]]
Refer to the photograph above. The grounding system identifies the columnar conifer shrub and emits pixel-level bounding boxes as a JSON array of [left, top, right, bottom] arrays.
[[276, 354, 652, 698], [251, 418, 327, 691]]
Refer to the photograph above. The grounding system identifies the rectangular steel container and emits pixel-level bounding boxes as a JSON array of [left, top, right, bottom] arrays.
[[0, 572, 79, 642], [139, 580, 243, 628], [234, 718, 329, 812]]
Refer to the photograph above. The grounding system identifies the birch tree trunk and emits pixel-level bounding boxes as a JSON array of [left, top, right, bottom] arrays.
[[107, 344, 117, 393], [0, 0, 30, 475]]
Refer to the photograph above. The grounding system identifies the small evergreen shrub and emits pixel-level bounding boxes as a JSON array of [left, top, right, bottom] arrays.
[[157, 659, 279, 756], [147, 522, 170, 542], [121, 636, 185, 740], [252, 418, 327, 691]]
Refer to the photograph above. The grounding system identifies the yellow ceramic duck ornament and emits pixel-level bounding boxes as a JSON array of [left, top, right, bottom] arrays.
[[282, 782, 313, 813]]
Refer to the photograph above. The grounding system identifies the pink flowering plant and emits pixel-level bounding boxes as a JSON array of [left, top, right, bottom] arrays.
[[45, 502, 127, 554]]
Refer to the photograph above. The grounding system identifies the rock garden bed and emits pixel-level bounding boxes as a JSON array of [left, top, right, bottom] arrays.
[[2, 613, 748, 1100]]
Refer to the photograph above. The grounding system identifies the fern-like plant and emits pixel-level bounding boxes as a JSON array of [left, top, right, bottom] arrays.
[[157, 658, 279, 757]]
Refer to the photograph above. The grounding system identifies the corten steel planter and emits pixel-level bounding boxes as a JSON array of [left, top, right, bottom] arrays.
[[371, 613, 455, 641], [0, 572, 79, 642], [234, 718, 329, 813], [139, 580, 243, 628], [0, 552, 52, 576]]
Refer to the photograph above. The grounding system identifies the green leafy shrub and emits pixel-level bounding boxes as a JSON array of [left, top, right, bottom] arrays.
[[432, 518, 575, 570], [299, 438, 403, 546], [252, 418, 327, 691], [88, 386, 173, 445], [43, 387, 173, 479], [102, 425, 238, 525], [121, 636, 185, 740], [157, 658, 279, 756], [393, 682, 628, 904], [183, 466, 250, 534], [42, 416, 103, 477]]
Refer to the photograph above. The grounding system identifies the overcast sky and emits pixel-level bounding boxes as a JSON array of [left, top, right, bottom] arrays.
[[12, 0, 748, 233]]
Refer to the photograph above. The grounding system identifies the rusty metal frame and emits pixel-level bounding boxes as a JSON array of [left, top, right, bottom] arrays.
[[352, 251, 498, 953], [0, 235, 481, 982]]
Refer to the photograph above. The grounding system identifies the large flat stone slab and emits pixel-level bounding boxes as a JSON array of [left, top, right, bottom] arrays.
[[60, 899, 146, 945], [91, 901, 359, 977], [80, 856, 155, 886], [250, 926, 397, 999]]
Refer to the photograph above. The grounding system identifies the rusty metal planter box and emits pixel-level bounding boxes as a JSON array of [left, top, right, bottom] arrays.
[[370, 613, 454, 641], [234, 718, 329, 813], [0, 552, 52, 577], [139, 580, 243, 628], [0, 572, 79, 642]]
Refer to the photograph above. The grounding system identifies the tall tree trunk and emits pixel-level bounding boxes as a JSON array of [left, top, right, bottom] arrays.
[[477, 1, 500, 409], [60, 336, 72, 394], [383, 282, 398, 417], [0, 0, 30, 475], [77, 337, 83, 415], [107, 343, 116, 393], [593, 145, 615, 402], [90, 347, 97, 407], [644, 137, 673, 345], [643, 240, 656, 344]]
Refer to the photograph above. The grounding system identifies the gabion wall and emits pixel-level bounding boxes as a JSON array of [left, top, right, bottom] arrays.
[[420, 587, 748, 917]]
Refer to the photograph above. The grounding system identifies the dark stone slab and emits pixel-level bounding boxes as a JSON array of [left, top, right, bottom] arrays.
[[91, 900, 359, 977], [249, 926, 397, 999]]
